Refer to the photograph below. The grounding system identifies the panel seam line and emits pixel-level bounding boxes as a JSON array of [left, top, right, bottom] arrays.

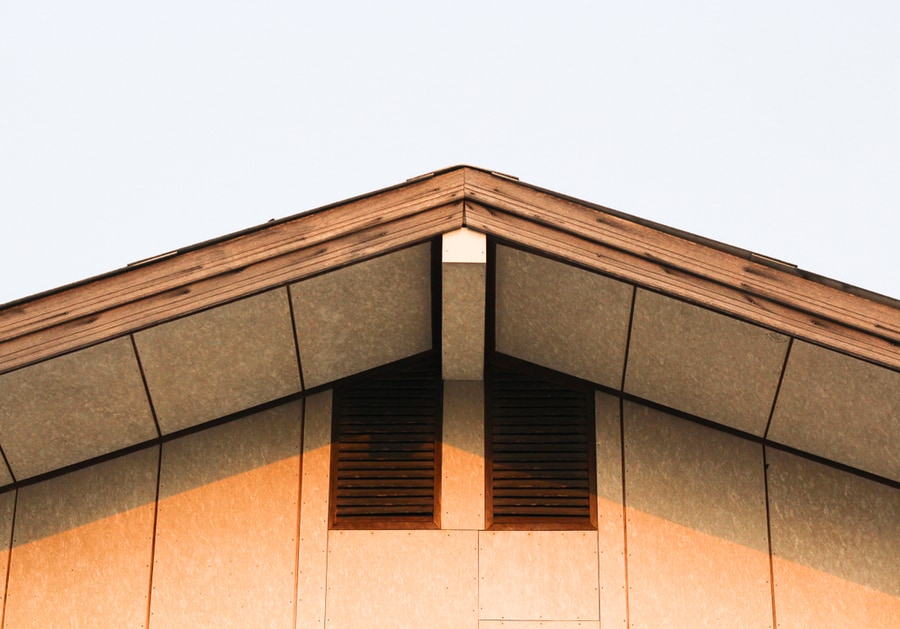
[[144, 444, 162, 629], [0, 488, 18, 627]]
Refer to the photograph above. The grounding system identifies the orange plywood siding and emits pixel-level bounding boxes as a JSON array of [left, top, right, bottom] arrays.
[[3, 448, 158, 628], [148, 403, 301, 627]]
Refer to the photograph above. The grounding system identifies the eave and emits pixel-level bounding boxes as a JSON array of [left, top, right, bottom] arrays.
[[0, 166, 897, 488], [2, 166, 896, 375]]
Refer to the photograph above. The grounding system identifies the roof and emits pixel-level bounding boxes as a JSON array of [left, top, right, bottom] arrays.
[[0, 166, 897, 487]]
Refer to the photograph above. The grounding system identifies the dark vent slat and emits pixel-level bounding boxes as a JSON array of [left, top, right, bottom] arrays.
[[339, 456, 433, 465], [337, 422, 436, 431], [494, 478, 590, 496], [338, 420, 436, 431], [494, 488, 589, 499], [493, 459, 587, 468], [494, 506, 591, 517], [338, 435, 436, 445], [338, 478, 434, 496], [336, 474, 433, 482], [494, 428, 584, 446], [338, 475, 436, 483], [336, 408, 436, 417], [493, 468, 589, 479], [332, 355, 440, 526], [338, 491, 434, 506], [339, 442, 435, 451], [488, 361, 595, 527], [492, 408, 584, 419], [493, 452, 588, 463], [336, 507, 434, 517], [493, 442, 588, 452], [339, 455, 434, 464], [490, 425, 584, 435], [338, 459, 434, 468], [337, 467, 434, 477], [494, 497, 589, 507]]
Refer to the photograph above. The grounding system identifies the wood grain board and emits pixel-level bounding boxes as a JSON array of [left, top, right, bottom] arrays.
[[1, 166, 896, 374]]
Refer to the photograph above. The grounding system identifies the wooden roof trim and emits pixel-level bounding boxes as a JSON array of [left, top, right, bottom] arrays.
[[463, 169, 900, 350], [0, 199, 464, 374], [464, 168, 898, 308], [1, 166, 897, 374], [2, 204, 461, 371], [0, 170, 465, 342], [466, 201, 898, 370]]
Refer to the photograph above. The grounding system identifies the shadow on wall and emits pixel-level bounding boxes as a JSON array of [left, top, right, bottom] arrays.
[[0, 391, 897, 627], [613, 400, 899, 627]]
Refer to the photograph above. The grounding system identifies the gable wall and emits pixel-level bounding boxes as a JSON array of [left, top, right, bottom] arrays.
[[0, 384, 896, 628], [0, 168, 897, 627]]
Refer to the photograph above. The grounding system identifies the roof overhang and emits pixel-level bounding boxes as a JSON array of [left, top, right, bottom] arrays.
[[0, 166, 897, 486], [3, 166, 896, 374]]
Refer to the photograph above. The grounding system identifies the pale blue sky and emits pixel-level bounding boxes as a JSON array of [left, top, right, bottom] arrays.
[[2, 1, 898, 303]]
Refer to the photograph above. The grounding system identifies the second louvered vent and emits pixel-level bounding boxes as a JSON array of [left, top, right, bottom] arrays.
[[331, 355, 441, 528], [487, 360, 596, 529]]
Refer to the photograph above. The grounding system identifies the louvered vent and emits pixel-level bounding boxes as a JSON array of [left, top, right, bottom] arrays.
[[331, 356, 441, 528], [487, 361, 596, 528]]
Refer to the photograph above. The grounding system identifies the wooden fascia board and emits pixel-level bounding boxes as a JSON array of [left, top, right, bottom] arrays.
[[0, 171, 466, 373], [461, 168, 899, 370], [2, 165, 897, 374]]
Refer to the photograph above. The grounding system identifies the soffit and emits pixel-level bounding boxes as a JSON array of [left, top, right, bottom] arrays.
[[625, 288, 789, 437], [464, 191, 898, 371], [290, 243, 433, 389], [0, 171, 466, 375], [1, 166, 896, 375], [0, 167, 896, 486], [0, 337, 157, 479], [494, 244, 632, 388], [490, 245, 898, 482], [768, 341, 900, 481], [0, 245, 433, 482], [133, 288, 301, 434]]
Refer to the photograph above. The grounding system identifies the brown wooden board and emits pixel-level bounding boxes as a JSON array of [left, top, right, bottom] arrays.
[[2, 166, 896, 376], [464, 168, 899, 343], [0, 202, 463, 373], [465, 199, 899, 371]]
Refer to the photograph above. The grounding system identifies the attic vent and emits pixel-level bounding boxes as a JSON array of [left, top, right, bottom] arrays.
[[486, 359, 597, 529], [330, 355, 442, 528]]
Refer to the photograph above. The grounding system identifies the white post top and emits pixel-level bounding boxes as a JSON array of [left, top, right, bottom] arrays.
[[442, 228, 486, 264]]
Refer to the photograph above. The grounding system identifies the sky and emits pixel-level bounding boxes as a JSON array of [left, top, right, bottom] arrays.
[[1, 1, 898, 305]]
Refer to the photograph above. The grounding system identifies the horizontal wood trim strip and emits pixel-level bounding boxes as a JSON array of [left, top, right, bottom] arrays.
[[334, 459, 435, 472], [494, 452, 588, 462], [330, 515, 437, 527], [337, 476, 434, 485], [494, 460, 590, 470], [495, 480, 591, 490], [494, 470, 591, 480], [0, 203, 463, 373], [495, 496, 590, 505], [466, 200, 900, 370], [0, 170, 465, 343], [494, 506, 592, 516], [339, 442, 435, 450], [333, 502, 439, 517], [465, 169, 900, 344], [337, 494, 434, 503]]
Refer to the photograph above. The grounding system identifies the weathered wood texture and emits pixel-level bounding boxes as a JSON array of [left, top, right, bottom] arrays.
[[0, 170, 465, 373], [462, 169, 899, 370], [2, 166, 897, 373]]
